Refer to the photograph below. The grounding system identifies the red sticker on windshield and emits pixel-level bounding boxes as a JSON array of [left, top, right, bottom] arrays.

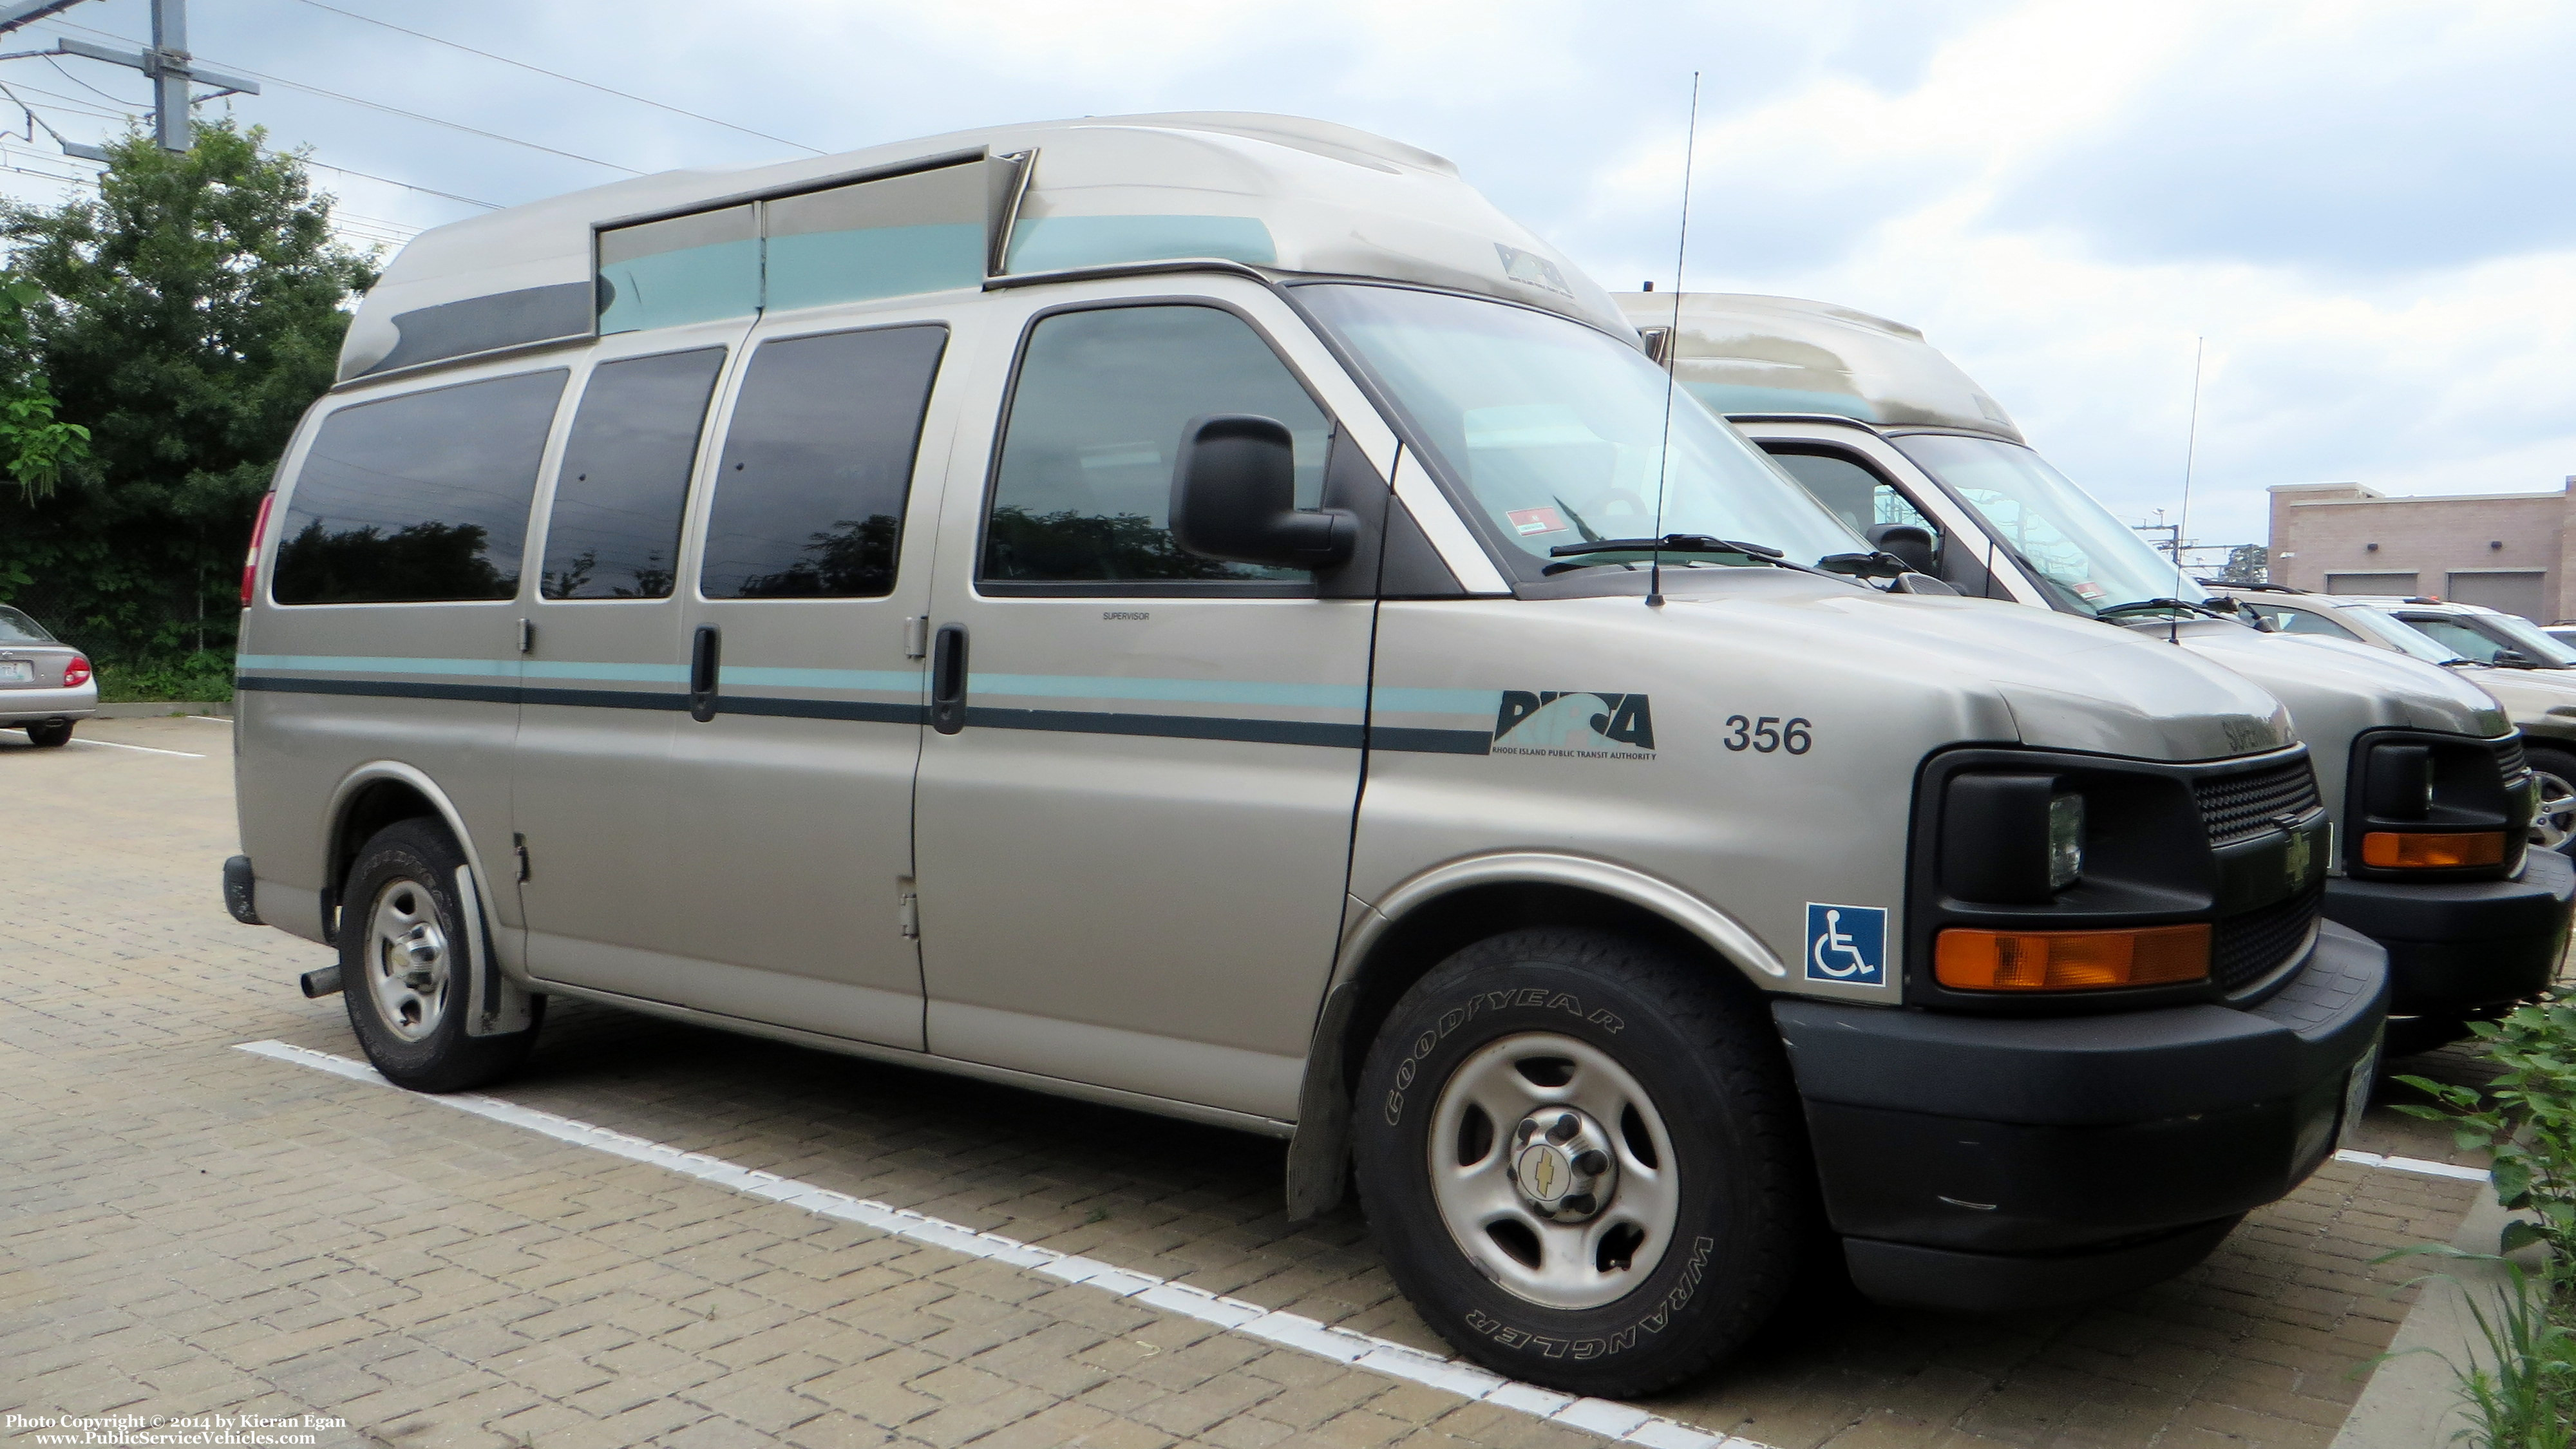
[[1508, 507, 1567, 536]]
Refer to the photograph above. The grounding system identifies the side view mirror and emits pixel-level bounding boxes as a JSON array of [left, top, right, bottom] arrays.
[[2496, 648, 2534, 668], [1170, 414, 1357, 570], [1865, 522, 1938, 577]]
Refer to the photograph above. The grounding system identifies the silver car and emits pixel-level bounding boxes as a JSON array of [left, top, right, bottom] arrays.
[[0, 604, 95, 746]]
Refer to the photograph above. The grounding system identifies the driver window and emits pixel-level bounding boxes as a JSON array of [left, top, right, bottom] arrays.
[[1766, 450, 1938, 544], [2401, 616, 2510, 663]]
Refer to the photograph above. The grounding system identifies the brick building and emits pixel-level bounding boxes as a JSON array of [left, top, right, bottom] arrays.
[[2267, 477, 2576, 621]]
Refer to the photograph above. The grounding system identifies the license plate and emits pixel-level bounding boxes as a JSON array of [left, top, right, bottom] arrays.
[[2340, 1034, 2383, 1144], [0, 661, 30, 683]]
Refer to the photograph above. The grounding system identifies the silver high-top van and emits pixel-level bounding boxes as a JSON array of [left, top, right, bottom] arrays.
[[1622, 291, 2572, 1052], [228, 115, 2384, 1396]]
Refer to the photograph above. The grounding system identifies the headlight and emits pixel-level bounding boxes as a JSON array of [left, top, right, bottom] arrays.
[[1941, 773, 2084, 904], [2047, 792, 2084, 891]]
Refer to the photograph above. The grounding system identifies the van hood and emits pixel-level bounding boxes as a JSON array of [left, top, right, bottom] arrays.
[[1648, 573, 2291, 762]]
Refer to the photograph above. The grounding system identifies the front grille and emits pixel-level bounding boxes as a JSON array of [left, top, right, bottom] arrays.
[[2195, 757, 2324, 846], [2213, 884, 2322, 993], [2494, 735, 2532, 786]]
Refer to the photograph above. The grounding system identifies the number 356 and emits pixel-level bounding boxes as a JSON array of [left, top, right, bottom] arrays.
[[1723, 715, 1812, 754]]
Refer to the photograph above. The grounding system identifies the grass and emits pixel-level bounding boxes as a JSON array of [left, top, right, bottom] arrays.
[[93, 652, 233, 704]]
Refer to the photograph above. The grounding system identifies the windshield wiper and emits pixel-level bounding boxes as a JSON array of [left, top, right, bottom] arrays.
[[2097, 597, 2231, 621], [1544, 533, 1908, 582]]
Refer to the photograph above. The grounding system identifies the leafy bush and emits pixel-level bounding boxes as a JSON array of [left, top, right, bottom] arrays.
[[2399, 998, 2576, 1260], [95, 652, 232, 704]]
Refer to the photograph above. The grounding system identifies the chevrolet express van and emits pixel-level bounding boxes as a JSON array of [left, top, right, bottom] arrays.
[[2218, 589, 2576, 855], [1620, 292, 2571, 1049], [227, 115, 2383, 1395]]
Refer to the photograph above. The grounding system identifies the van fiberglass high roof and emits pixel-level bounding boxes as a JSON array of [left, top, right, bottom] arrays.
[[1614, 292, 2023, 444], [337, 112, 1630, 385]]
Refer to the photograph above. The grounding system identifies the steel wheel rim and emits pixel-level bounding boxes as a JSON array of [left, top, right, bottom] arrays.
[[1426, 1031, 1680, 1310], [2533, 770, 2576, 851], [366, 875, 451, 1042]]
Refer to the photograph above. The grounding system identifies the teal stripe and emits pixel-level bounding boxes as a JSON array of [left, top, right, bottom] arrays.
[[972, 674, 1366, 710], [235, 654, 1485, 715], [1372, 687, 1500, 717], [726, 666, 920, 691], [524, 660, 688, 684]]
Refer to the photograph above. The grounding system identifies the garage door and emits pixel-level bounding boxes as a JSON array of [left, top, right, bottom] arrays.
[[2324, 571, 2418, 596], [2447, 571, 2546, 621]]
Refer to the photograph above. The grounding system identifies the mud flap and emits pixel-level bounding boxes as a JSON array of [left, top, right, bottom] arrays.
[[456, 864, 535, 1037]]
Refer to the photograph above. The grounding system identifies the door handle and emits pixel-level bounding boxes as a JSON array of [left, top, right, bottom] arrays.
[[689, 624, 720, 722], [930, 623, 967, 735]]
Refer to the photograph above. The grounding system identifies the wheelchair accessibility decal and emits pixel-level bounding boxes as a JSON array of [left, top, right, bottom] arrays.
[[1804, 903, 1888, 986]]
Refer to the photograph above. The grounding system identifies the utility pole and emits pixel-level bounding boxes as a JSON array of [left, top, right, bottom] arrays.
[[0, 0, 258, 157]]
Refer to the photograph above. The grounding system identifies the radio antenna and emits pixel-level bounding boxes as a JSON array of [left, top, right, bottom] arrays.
[[2175, 335, 2204, 582], [1647, 70, 1701, 609]]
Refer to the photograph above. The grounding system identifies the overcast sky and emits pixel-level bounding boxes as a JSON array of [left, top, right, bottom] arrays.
[[1, 0, 2567, 553]]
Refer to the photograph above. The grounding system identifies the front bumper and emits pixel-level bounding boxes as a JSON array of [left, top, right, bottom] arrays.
[[1774, 920, 2388, 1312], [2324, 850, 2573, 1016], [1, 681, 98, 726]]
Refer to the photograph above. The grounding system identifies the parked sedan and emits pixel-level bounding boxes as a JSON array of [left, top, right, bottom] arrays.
[[0, 605, 95, 747]]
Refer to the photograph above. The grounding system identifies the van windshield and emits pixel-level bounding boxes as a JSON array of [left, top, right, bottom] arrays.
[[1298, 285, 1866, 573], [2342, 605, 2476, 665], [1891, 433, 2204, 618]]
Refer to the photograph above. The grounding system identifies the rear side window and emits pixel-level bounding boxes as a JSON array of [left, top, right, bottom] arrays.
[[540, 348, 726, 599], [982, 305, 1329, 585], [698, 325, 947, 600], [274, 370, 567, 605]]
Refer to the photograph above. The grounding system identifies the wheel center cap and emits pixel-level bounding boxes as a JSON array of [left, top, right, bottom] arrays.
[[1510, 1108, 1618, 1223]]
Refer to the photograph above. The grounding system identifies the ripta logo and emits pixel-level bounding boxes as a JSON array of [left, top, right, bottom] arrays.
[[1492, 691, 1655, 759]]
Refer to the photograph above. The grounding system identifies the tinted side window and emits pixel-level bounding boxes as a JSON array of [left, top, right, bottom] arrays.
[[541, 348, 726, 599], [699, 326, 948, 600], [2402, 616, 2510, 663], [983, 306, 1329, 584], [1767, 450, 1937, 537], [274, 370, 567, 605]]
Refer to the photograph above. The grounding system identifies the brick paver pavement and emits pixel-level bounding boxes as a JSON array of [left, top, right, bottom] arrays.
[[0, 714, 2499, 1448]]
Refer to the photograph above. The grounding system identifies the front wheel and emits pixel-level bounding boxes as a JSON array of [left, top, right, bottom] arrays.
[[341, 819, 543, 1091], [1351, 928, 1807, 1397], [2528, 745, 2576, 857]]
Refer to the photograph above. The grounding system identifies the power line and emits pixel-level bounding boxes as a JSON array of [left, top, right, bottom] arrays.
[[0, 84, 482, 213], [287, 0, 824, 155], [35, 17, 648, 174]]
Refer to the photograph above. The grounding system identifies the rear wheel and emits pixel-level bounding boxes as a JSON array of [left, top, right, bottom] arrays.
[[2528, 745, 2576, 857], [1351, 927, 1806, 1397], [341, 819, 543, 1090], [23, 719, 71, 747]]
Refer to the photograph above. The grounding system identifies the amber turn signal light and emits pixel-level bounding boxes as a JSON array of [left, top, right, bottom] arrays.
[[2360, 831, 2505, 869], [1935, 923, 2211, 991]]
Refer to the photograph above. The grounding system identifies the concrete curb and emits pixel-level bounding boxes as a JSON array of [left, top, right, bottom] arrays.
[[2331, 1187, 2544, 1448]]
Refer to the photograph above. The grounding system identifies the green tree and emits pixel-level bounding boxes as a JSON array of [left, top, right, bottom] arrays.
[[0, 118, 375, 662]]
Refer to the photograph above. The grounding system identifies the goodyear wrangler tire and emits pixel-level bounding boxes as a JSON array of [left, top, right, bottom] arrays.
[[341, 819, 544, 1092], [1352, 928, 1804, 1397]]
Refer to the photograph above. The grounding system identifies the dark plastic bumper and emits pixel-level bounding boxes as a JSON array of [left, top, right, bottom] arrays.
[[1773, 920, 2388, 1312], [2324, 849, 2572, 1016]]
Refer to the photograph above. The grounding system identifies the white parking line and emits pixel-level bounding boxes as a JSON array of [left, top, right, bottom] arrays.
[[68, 737, 207, 758], [234, 1039, 1776, 1449], [186, 715, 232, 724], [2334, 1148, 2492, 1183]]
